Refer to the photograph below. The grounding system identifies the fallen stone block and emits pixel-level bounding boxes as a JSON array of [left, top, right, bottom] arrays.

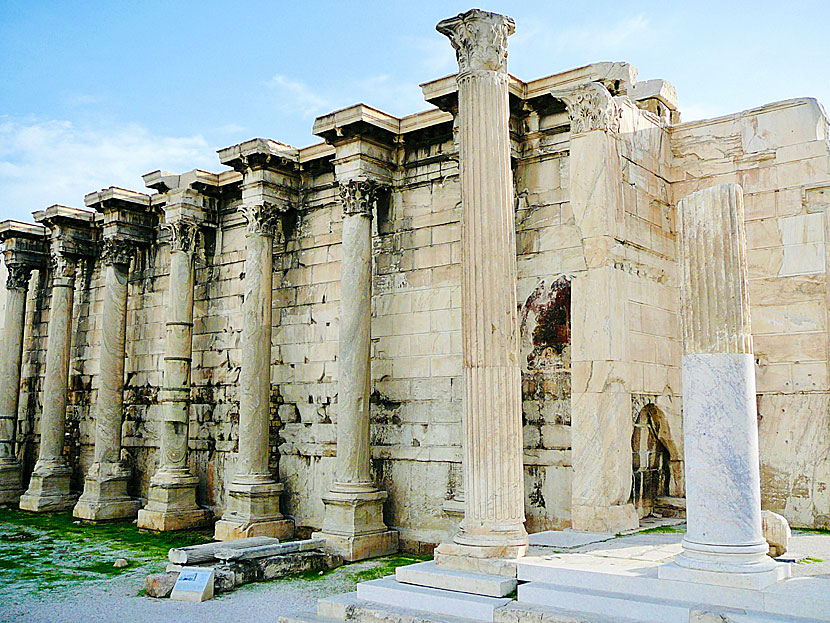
[[762, 510, 791, 557], [145, 571, 179, 598]]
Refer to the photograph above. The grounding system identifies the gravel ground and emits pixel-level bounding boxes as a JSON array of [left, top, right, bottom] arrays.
[[1, 556, 392, 623]]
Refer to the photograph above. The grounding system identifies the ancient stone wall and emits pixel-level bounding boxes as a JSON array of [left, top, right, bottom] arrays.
[[671, 98, 830, 528]]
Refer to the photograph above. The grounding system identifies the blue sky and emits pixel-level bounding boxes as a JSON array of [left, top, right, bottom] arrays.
[[1, 1, 827, 222]]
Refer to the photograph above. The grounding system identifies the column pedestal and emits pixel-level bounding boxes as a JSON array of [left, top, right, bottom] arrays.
[[214, 479, 292, 540]]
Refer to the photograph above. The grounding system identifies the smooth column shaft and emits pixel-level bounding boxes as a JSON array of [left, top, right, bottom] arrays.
[[93, 262, 129, 465], [334, 212, 372, 489], [237, 230, 272, 478], [159, 248, 194, 471], [38, 274, 75, 463], [0, 285, 28, 461]]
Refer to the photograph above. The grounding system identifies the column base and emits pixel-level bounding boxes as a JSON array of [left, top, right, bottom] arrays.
[[0, 461, 22, 505], [19, 460, 78, 512], [571, 502, 639, 533], [313, 488, 398, 561], [213, 478, 293, 541], [137, 471, 212, 531], [73, 462, 141, 521], [434, 541, 528, 578]]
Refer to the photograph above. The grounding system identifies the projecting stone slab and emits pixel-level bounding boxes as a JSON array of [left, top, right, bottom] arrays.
[[356, 577, 511, 622], [395, 561, 516, 597], [168, 536, 279, 564], [528, 530, 615, 549]]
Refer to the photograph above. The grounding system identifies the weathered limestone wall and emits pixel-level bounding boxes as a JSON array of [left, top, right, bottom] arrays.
[[671, 98, 830, 528]]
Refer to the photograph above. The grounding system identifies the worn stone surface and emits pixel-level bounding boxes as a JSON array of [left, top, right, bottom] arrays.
[[762, 510, 791, 557], [145, 571, 179, 598]]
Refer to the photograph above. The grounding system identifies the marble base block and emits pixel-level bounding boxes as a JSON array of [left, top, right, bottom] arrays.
[[658, 560, 790, 590], [571, 503, 639, 533], [19, 462, 78, 512], [314, 489, 398, 561], [213, 480, 293, 541], [137, 473, 211, 531], [0, 462, 22, 505], [74, 462, 141, 521], [434, 541, 527, 578]]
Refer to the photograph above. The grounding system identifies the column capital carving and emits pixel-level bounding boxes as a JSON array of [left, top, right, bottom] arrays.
[[101, 238, 136, 267], [437, 9, 515, 75], [239, 203, 284, 239], [338, 179, 386, 217], [50, 252, 77, 286], [5, 264, 32, 291], [552, 82, 622, 135], [166, 220, 200, 255]]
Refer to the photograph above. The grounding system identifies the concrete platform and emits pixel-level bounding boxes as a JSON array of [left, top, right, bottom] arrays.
[[396, 561, 517, 597], [356, 577, 512, 622]]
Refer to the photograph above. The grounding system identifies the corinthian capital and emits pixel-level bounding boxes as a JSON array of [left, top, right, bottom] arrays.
[[239, 203, 282, 237], [166, 220, 200, 255], [101, 239, 136, 267], [5, 264, 32, 291], [437, 9, 515, 75], [553, 82, 622, 135], [338, 179, 386, 217]]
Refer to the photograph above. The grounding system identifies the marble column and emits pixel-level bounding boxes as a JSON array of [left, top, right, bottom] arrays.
[[0, 264, 32, 503], [313, 180, 398, 561], [214, 204, 293, 540], [435, 9, 528, 564], [74, 239, 142, 520], [137, 220, 211, 530], [658, 183, 789, 589], [20, 253, 79, 511]]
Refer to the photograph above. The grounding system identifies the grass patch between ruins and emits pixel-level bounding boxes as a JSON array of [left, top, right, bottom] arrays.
[[0, 507, 211, 597]]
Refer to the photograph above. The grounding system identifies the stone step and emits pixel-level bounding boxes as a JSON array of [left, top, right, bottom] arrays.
[[396, 561, 517, 597], [357, 577, 512, 622], [319, 590, 489, 623], [495, 601, 652, 623], [518, 582, 692, 623]]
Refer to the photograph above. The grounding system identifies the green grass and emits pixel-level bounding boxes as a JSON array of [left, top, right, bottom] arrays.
[[636, 525, 686, 534], [795, 527, 830, 536], [0, 507, 211, 597], [798, 556, 824, 564], [346, 554, 429, 583]]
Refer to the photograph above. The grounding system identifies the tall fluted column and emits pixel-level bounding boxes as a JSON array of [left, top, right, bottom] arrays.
[[20, 253, 79, 511], [138, 219, 211, 530], [435, 9, 528, 564], [214, 204, 293, 540], [314, 179, 398, 561], [74, 240, 142, 520], [658, 183, 789, 589], [0, 265, 32, 503]]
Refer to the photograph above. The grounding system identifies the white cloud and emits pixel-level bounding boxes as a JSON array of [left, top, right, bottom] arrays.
[[268, 74, 332, 118], [0, 116, 219, 222]]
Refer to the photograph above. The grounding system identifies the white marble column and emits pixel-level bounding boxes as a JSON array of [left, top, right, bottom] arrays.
[[435, 9, 528, 563], [314, 179, 398, 561], [74, 239, 141, 520], [0, 265, 32, 503], [20, 253, 79, 511], [658, 183, 789, 589], [138, 220, 211, 530], [214, 204, 293, 540]]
